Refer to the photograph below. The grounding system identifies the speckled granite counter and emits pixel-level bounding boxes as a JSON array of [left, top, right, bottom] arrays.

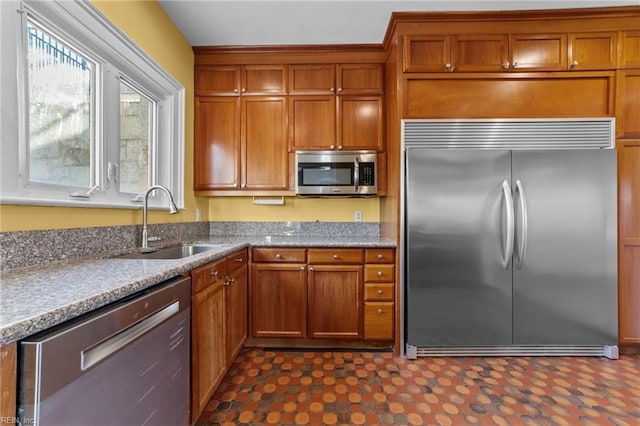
[[0, 236, 395, 345]]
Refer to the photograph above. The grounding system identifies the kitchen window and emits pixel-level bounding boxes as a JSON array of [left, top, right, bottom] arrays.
[[0, 1, 184, 209]]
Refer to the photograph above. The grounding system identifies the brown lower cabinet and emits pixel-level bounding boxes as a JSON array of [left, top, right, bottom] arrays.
[[250, 247, 395, 346], [251, 259, 308, 338], [191, 249, 248, 423], [0, 343, 17, 426], [308, 264, 363, 339]]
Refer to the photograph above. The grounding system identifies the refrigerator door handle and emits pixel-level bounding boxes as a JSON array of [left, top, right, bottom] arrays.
[[501, 179, 514, 270], [514, 179, 528, 270]]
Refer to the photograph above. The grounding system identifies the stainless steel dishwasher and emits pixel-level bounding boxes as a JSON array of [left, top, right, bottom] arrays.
[[18, 276, 191, 426]]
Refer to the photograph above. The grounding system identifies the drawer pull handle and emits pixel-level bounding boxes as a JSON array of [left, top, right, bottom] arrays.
[[235, 258, 244, 262], [377, 254, 383, 259], [377, 308, 384, 314], [333, 254, 339, 260], [211, 270, 219, 277], [377, 271, 384, 277], [377, 289, 384, 295], [275, 253, 282, 259]]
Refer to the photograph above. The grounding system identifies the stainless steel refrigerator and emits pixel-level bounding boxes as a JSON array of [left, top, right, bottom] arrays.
[[403, 119, 618, 358]]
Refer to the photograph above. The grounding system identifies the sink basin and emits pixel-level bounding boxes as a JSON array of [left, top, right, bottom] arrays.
[[118, 242, 231, 260]]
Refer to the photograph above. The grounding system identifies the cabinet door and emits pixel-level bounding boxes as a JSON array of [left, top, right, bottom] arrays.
[[289, 64, 336, 94], [337, 64, 383, 94], [242, 65, 287, 95], [289, 96, 336, 150], [195, 66, 240, 95], [569, 32, 617, 70], [307, 265, 363, 339], [403, 35, 451, 72], [510, 33, 567, 71], [451, 34, 509, 72], [251, 263, 307, 338], [241, 96, 289, 189], [225, 264, 248, 363], [191, 282, 226, 420], [622, 31, 640, 68], [194, 97, 240, 190], [619, 143, 640, 344], [338, 95, 384, 151], [617, 70, 640, 137]]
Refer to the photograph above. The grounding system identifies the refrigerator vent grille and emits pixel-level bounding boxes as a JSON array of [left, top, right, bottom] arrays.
[[403, 118, 614, 149]]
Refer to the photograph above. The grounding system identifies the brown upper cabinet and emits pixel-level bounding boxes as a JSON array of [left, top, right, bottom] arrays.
[[403, 34, 508, 72], [196, 65, 287, 96], [568, 32, 617, 70], [404, 32, 619, 72], [623, 31, 640, 68], [289, 63, 384, 151], [509, 33, 568, 71], [194, 95, 289, 191], [289, 64, 383, 94]]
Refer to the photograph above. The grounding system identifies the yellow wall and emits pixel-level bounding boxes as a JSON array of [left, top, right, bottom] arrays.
[[210, 197, 380, 222], [0, 0, 204, 232]]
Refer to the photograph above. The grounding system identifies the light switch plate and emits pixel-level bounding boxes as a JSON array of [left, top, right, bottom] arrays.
[[354, 210, 362, 222]]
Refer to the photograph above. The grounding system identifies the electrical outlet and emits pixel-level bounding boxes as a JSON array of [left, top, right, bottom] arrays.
[[354, 210, 362, 222]]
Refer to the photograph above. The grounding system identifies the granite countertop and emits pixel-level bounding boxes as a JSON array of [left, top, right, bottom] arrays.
[[0, 235, 395, 345]]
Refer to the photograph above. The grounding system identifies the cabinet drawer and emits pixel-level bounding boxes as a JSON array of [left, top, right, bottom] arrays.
[[364, 302, 394, 341], [308, 248, 364, 264], [365, 248, 395, 264], [364, 265, 394, 282], [227, 248, 248, 272], [252, 247, 306, 263], [192, 258, 227, 294], [364, 283, 394, 301]]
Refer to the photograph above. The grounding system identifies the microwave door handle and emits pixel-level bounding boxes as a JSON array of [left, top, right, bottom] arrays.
[[354, 156, 360, 192]]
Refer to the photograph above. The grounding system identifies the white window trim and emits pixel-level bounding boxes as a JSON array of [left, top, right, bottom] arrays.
[[0, 0, 185, 210]]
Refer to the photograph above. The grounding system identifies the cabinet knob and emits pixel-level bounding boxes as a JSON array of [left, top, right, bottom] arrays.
[[377, 271, 384, 277], [377, 254, 384, 260], [234, 88, 238, 93], [337, 87, 343, 93], [333, 254, 339, 260], [242, 184, 247, 188], [309, 267, 314, 272], [330, 87, 335, 92], [502, 61, 510, 70], [570, 60, 579, 69], [445, 63, 455, 72], [513, 62, 519, 68], [300, 266, 306, 270], [377, 289, 384, 295], [337, 146, 343, 150], [330, 145, 336, 149], [235, 258, 244, 262], [242, 88, 246, 93], [211, 270, 219, 277], [275, 253, 282, 259], [377, 308, 384, 314]]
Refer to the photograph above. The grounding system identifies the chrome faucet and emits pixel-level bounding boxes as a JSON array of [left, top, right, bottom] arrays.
[[141, 185, 179, 252]]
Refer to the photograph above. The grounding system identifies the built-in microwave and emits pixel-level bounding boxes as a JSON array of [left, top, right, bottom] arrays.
[[295, 150, 377, 196]]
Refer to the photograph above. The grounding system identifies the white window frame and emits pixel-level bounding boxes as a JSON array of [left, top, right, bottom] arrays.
[[0, 0, 185, 210]]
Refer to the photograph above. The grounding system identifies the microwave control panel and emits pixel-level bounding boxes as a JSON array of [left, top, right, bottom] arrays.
[[360, 163, 375, 185]]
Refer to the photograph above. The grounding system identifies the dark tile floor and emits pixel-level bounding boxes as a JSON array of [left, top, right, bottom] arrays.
[[196, 348, 640, 426]]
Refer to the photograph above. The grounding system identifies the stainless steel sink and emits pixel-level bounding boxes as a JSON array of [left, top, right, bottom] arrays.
[[118, 242, 231, 259]]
